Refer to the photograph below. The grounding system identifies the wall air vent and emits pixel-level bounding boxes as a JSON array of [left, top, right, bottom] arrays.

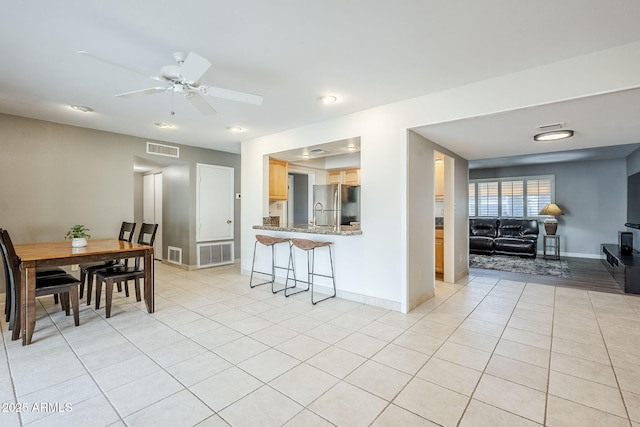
[[167, 246, 182, 265], [197, 241, 234, 268], [147, 142, 180, 158]]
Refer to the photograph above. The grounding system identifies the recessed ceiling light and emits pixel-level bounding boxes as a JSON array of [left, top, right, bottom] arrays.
[[317, 95, 337, 105], [533, 129, 574, 141], [70, 105, 93, 113], [154, 122, 173, 129], [347, 145, 358, 152], [227, 126, 244, 132]]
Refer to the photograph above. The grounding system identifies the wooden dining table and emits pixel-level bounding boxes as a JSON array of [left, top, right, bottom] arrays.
[[13, 238, 154, 345]]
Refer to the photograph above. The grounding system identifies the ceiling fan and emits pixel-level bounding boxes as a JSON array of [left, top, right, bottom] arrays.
[[78, 50, 263, 115]]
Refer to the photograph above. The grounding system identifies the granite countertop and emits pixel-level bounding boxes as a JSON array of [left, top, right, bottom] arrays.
[[253, 224, 362, 236]]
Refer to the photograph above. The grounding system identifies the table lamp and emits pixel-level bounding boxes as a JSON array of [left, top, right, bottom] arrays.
[[539, 203, 564, 235]]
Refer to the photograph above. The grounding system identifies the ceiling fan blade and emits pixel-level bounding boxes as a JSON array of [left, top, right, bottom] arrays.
[[200, 85, 263, 105], [116, 87, 168, 98], [180, 52, 212, 83], [186, 94, 217, 115]]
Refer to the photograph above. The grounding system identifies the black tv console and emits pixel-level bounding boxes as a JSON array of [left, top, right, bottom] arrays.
[[602, 244, 640, 294]]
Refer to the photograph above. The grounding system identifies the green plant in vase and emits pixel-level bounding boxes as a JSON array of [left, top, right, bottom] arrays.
[[65, 224, 91, 247]]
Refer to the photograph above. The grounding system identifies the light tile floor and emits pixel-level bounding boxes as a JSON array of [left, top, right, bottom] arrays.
[[1, 262, 640, 426]]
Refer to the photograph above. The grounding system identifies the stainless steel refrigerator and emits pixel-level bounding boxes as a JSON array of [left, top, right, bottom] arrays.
[[312, 184, 361, 226]]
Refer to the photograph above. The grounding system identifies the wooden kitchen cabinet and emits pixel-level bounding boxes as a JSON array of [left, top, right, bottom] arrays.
[[327, 170, 342, 184], [343, 168, 360, 185], [269, 157, 288, 200], [327, 168, 360, 185], [435, 228, 444, 274]]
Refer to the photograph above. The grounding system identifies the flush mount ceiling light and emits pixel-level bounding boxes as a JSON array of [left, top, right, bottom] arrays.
[[317, 95, 337, 105], [154, 122, 173, 129], [227, 126, 245, 133], [533, 123, 573, 142], [533, 129, 574, 141], [70, 105, 93, 113]]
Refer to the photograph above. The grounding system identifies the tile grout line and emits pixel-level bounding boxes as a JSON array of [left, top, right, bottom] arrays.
[[455, 278, 537, 426], [587, 290, 634, 426], [0, 298, 22, 426], [542, 281, 557, 427]]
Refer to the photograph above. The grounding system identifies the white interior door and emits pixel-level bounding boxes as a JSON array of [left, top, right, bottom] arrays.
[[197, 164, 234, 242]]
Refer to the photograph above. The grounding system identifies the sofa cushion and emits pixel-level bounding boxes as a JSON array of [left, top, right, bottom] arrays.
[[498, 218, 539, 238], [495, 237, 535, 250], [498, 219, 524, 237], [470, 236, 495, 251], [494, 237, 536, 257], [469, 218, 498, 238]]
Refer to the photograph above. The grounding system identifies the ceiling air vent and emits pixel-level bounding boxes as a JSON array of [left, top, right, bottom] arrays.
[[147, 142, 180, 158], [309, 148, 328, 154], [536, 122, 565, 132]]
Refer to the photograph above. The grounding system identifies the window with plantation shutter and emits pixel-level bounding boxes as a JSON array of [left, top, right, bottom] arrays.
[[469, 175, 554, 218], [526, 178, 552, 217], [477, 181, 499, 217], [468, 183, 476, 217], [501, 180, 524, 217]]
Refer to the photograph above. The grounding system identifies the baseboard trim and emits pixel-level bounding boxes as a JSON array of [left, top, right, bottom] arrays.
[[536, 251, 603, 260], [241, 269, 400, 312]]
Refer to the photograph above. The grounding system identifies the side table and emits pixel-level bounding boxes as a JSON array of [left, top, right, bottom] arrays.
[[543, 235, 560, 260]]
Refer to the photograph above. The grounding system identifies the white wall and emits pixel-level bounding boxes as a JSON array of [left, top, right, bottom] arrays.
[[241, 41, 640, 312]]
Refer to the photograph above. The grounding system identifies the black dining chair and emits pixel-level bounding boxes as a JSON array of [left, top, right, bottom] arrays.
[[0, 229, 81, 341], [1, 228, 68, 330], [94, 223, 157, 318], [80, 221, 136, 304]]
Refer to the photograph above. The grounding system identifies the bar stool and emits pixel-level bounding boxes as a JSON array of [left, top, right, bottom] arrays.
[[285, 238, 336, 305], [249, 234, 293, 294]]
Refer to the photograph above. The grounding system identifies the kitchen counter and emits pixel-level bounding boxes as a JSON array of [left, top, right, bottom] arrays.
[[253, 224, 362, 236]]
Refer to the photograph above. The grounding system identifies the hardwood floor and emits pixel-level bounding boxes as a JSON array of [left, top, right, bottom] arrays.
[[469, 256, 624, 294]]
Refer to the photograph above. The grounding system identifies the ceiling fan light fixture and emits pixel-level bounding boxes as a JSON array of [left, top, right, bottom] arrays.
[[70, 105, 93, 113], [533, 129, 574, 142], [318, 95, 337, 105]]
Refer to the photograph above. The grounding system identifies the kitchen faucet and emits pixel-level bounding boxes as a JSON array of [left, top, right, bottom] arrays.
[[313, 202, 324, 227]]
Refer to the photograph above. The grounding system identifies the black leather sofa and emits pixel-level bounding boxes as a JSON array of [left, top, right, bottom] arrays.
[[470, 218, 539, 258]]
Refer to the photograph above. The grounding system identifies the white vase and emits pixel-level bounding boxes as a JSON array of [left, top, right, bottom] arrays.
[[71, 237, 87, 247]]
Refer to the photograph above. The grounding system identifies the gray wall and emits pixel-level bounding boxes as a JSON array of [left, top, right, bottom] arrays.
[[470, 157, 628, 257], [0, 113, 240, 292], [160, 164, 191, 263]]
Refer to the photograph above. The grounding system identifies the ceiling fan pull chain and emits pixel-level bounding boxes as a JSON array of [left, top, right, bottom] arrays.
[[171, 89, 175, 115]]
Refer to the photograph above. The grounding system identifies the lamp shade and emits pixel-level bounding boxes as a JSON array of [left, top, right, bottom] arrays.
[[539, 203, 564, 216]]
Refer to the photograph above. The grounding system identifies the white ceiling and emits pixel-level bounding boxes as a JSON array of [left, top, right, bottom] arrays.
[[2, 1, 640, 162], [413, 88, 640, 168]]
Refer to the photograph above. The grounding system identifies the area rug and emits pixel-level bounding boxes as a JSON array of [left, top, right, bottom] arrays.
[[469, 254, 572, 278]]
